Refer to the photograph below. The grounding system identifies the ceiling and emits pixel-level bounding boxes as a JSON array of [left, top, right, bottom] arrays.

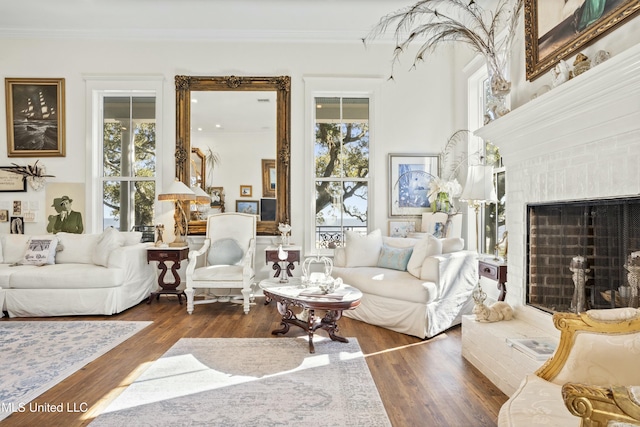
[[0, 0, 405, 42]]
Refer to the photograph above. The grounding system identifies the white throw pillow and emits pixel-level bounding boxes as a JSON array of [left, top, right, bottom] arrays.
[[407, 234, 442, 278], [441, 237, 464, 253], [344, 229, 383, 267], [120, 231, 142, 246], [93, 227, 124, 267], [55, 233, 100, 264], [21, 236, 59, 265], [1, 234, 30, 264]]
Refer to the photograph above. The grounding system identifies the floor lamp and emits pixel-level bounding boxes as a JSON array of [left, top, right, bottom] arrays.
[[460, 164, 497, 254], [158, 179, 196, 247]]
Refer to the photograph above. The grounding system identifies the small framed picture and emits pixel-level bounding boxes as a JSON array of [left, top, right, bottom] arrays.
[[208, 186, 224, 208], [10, 216, 24, 234], [236, 200, 259, 215], [0, 210, 8, 222], [260, 198, 276, 221], [389, 220, 416, 238], [240, 185, 252, 197]]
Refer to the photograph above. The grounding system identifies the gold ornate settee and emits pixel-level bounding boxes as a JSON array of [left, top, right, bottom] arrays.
[[499, 307, 640, 426]]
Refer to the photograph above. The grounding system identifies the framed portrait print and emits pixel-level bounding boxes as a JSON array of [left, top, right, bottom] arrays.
[[236, 200, 259, 215], [389, 153, 439, 217], [5, 78, 66, 157], [261, 159, 276, 198], [240, 185, 252, 197], [525, 0, 640, 80], [0, 167, 27, 192], [0, 210, 8, 222]]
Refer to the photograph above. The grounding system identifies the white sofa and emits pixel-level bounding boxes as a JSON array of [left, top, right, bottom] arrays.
[[0, 229, 155, 317], [332, 229, 478, 339]]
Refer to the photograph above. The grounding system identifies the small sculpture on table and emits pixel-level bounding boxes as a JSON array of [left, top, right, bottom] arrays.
[[155, 224, 167, 248], [624, 252, 640, 308], [569, 255, 591, 313], [278, 222, 291, 246], [472, 283, 513, 322], [277, 245, 289, 284], [301, 255, 339, 293]]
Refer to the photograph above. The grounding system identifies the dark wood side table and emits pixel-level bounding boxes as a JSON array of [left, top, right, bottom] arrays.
[[265, 245, 301, 278], [479, 258, 508, 301], [147, 246, 189, 304]]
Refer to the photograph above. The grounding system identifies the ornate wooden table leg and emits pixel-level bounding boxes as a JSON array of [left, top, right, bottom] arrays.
[[307, 309, 316, 353], [271, 301, 293, 335], [321, 310, 349, 343]]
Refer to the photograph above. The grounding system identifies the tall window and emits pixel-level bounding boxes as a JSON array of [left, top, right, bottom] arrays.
[[86, 78, 162, 234], [313, 97, 370, 250], [101, 95, 156, 231]]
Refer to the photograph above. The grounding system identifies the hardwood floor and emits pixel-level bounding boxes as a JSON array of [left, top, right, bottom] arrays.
[[1, 297, 507, 426]]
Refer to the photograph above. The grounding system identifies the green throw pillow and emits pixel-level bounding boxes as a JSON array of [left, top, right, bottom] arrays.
[[377, 244, 413, 271]]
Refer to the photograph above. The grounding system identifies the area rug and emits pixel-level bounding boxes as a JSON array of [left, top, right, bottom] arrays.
[[90, 337, 391, 426], [0, 320, 152, 421]]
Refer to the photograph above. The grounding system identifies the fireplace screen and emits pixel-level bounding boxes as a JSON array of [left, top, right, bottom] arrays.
[[527, 197, 640, 313]]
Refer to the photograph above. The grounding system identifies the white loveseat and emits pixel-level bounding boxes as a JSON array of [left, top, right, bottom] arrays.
[[332, 229, 478, 339], [0, 229, 155, 317]]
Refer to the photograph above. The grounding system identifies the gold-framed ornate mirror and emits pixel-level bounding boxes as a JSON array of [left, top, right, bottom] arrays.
[[175, 75, 291, 235]]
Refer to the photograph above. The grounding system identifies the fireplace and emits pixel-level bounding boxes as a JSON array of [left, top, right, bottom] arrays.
[[527, 196, 640, 313], [474, 43, 640, 320]]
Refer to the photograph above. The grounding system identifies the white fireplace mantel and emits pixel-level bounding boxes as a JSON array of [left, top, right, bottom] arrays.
[[476, 42, 640, 165]]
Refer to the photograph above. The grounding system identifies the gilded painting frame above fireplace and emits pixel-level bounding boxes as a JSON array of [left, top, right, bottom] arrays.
[[524, 0, 640, 81]]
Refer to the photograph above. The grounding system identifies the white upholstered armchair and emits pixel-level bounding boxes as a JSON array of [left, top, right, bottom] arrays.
[[185, 213, 256, 315]]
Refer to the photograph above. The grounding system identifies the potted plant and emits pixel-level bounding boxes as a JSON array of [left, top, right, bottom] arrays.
[[364, 0, 523, 122]]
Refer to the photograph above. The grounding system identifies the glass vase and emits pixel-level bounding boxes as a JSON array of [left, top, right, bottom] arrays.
[[484, 50, 511, 124]]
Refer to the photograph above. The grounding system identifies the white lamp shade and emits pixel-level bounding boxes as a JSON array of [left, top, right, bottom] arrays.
[[192, 185, 211, 204], [460, 165, 498, 203], [158, 179, 196, 201]]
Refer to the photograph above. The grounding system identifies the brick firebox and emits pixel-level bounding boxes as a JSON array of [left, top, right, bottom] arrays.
[[527, 196, 640, 313]]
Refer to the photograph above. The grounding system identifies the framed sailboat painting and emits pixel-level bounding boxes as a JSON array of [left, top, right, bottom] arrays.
[[5, 78, 66, 157]]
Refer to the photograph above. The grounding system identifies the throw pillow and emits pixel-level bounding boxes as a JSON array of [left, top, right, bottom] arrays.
[[208, 238, 244, 265], [92, 227, 124, 267], [120, 231, 143, 246], [1, 234, 30, 264], [55, 233, 100, 264], [377, 244, 413, 271], [406, 234, 442, 278], [344, 229, 383, 267], [21, 236, 59, 266], [441, 237, 464, 253]]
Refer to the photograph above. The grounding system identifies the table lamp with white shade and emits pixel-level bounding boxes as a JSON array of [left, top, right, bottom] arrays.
[[460, 164, 498, 253], [158, 179, 196, 247]]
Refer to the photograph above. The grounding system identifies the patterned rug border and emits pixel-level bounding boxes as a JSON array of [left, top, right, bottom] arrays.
[[0, 320, 152, 421]]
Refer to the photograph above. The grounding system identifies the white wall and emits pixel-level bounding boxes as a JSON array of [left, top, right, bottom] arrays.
[[0, 37, 458, 246]]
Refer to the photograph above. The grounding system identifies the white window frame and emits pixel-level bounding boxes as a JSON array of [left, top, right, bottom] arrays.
[[84, 76, 164, 234], [303, 76, 382, 256]]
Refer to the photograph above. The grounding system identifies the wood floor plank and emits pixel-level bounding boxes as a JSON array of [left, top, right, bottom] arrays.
[[0, 296, 507, 426]]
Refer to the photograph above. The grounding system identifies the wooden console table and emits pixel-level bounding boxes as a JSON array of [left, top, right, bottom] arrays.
[[479, 258, 508, 301], [147, 246, 189, 304]]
